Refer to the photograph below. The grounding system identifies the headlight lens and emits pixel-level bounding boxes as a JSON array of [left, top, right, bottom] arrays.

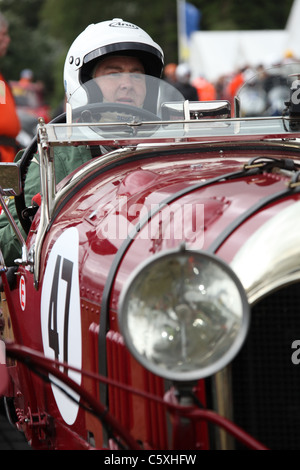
[[118, 247, 250, 382]]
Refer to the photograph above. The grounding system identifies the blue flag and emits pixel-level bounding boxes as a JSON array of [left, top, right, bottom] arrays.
[[177, 0, 201, 61], [185, 2, 201, 38]]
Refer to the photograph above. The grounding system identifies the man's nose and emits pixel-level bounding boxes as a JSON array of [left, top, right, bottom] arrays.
[[119, 73, 134, 88]]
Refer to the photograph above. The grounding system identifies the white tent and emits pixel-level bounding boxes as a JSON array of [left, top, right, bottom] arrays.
[[188, 0, 300, 82]]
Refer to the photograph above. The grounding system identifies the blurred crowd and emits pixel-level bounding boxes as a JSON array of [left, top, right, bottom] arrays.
[[163, 48, 300, 112], [164, 61, 216, 102]]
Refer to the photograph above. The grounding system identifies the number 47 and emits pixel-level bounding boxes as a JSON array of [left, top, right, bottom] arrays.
[[48, 255, 73, 373]]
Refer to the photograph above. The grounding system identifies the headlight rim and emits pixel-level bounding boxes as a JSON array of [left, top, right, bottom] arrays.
[[118, 246, 250, 382]]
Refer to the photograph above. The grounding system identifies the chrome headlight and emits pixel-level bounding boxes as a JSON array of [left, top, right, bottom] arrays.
[[118, 247, 250, 382]]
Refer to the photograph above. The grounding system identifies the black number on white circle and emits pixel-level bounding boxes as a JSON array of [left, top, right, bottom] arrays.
[[48, 255, 74, 372]]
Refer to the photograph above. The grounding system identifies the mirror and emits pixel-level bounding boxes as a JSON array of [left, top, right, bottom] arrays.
[[0, 163, 22, 196], [161, 100, 231, 121]]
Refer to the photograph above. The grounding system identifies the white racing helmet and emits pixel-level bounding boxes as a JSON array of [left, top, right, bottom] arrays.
[[63, 18, 164, 104]]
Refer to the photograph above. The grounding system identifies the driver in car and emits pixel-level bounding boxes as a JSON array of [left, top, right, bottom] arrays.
[[0, 19, 164, 267]]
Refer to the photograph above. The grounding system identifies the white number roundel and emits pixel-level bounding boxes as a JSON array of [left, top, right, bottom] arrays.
[[41, 227, 82, 425]]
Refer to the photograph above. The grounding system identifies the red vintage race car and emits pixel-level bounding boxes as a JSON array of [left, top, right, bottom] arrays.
[[1, 64, 300, 451]]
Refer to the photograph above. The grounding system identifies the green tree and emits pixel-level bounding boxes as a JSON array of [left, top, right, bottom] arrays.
[[192, 0, 294, 31]]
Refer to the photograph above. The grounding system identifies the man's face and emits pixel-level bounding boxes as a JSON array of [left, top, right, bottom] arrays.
[[93, 55, 146, 108], [0, 25, 10, 58]]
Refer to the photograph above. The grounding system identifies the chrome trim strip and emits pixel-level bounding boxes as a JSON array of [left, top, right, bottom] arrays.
[[231, 200, 300, 304]]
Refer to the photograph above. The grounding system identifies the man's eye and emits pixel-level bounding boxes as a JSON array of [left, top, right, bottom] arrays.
[[132, 73, 145, 80]]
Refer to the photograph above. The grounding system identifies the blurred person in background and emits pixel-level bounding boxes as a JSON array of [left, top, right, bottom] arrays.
[[173, 63, 198, 101], [0, 13, 20, 162], [192, 73, 216, 102], [18, 68, 33, 87], [163, 62, 177, 85], [225, 66, 247, 105]]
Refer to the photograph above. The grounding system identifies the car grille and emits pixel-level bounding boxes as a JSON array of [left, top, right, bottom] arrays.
[[231, 282, 300, 450]]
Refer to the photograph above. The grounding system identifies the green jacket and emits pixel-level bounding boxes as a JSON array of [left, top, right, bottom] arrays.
[[0, 145, 92, 266]]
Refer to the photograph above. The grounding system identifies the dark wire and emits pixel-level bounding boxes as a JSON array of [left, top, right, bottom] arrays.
[[9, 353, 127, 450]]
